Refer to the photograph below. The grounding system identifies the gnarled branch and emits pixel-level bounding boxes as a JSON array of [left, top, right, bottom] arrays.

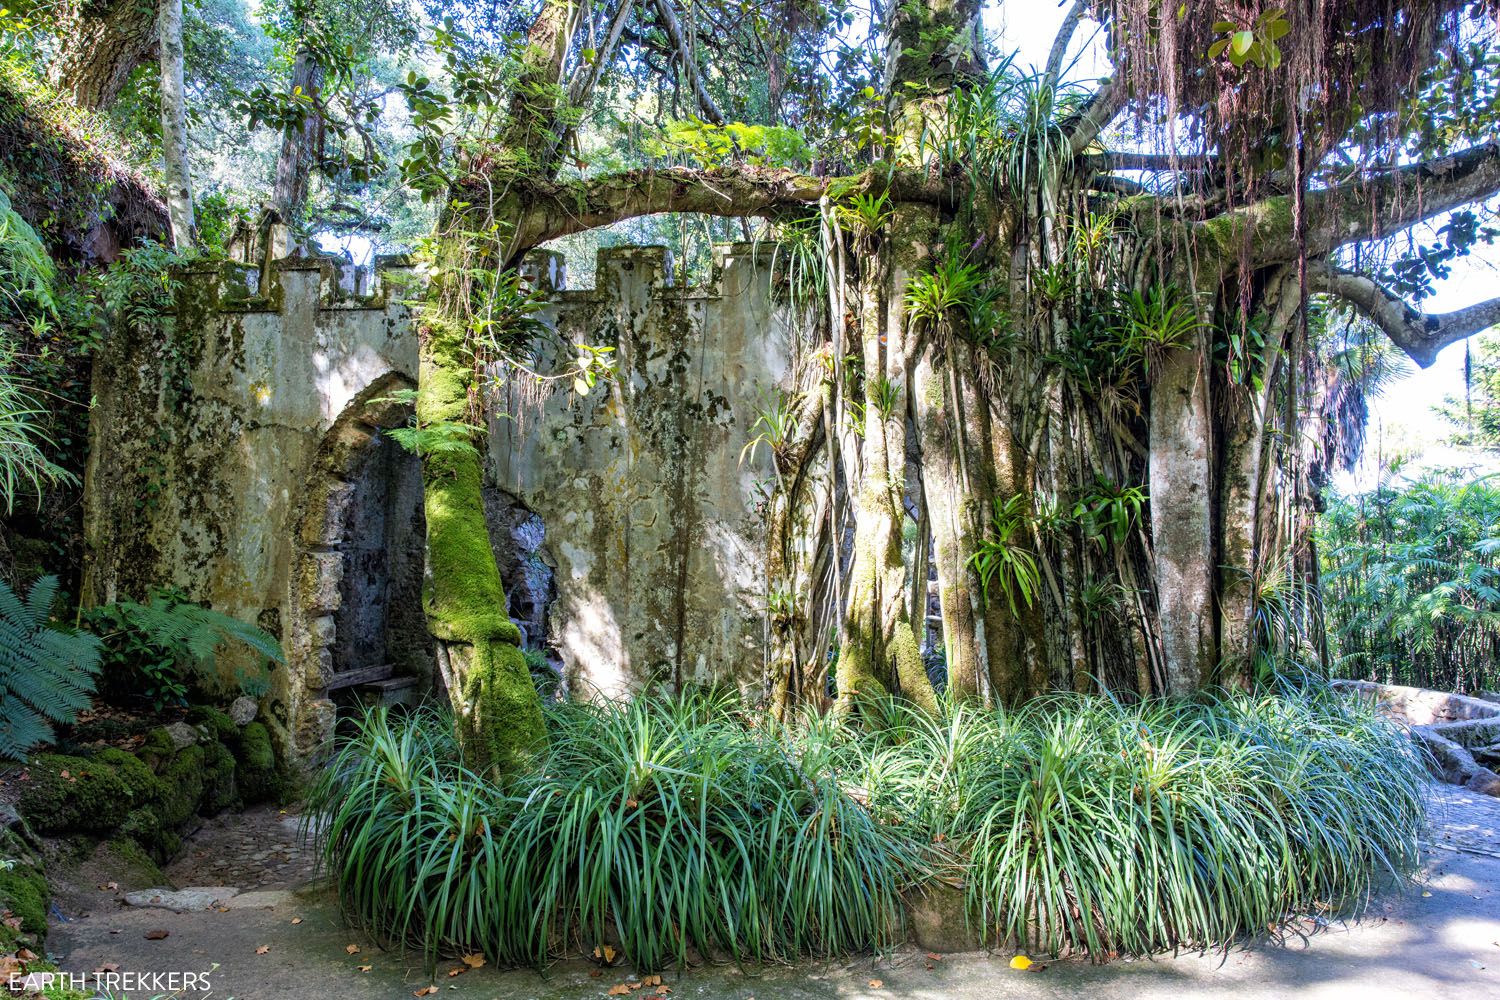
[[1309, 262, 1500, 368], [1209, 140, 1500, 266]]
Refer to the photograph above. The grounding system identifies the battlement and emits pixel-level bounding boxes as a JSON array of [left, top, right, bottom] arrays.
[[173, 253, 415, 315], [520, 242, 778, 304]]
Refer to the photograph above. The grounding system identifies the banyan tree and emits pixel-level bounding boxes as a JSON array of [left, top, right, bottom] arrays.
[[408, 0, 1500, 770]]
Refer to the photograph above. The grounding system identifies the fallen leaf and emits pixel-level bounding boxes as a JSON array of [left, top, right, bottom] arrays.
[[447, 967, 466, 977], [607, 985, 632, 997], [460, 953, 486, 969], [291, 917, 303, 925], [925, 952, 942, 961], [94, 963, 120, 974], [654, 988, 671, 996], [603, 944, 617, 963], [642, 975, 661, 987], [590, 970, 603, 978], [357, 965, 373, 972], [256, 945, 270, 955], [346, 944, 362, 955], [16, 948, 37, 961], [414, 987, 438, 996], [868, 979, 883, 989], [144, 930, 169, 940], [1009, 955, 1032, 970], [1422, 891, 1433, 898]]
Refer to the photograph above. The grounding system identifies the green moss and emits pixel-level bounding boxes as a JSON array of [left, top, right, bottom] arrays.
[[136, 727, 177, 770], [18, 754, 131, 834], [157, 745, 205, 828], [888, 620, 939, 716], [185, 705, 238, 747], [92, 748, 164, 811], [0, 865, 47, 936], [99, 837, 166, 887], [460, 641, 548, 776], [200, 740, 237, 814], [236, 722, 278, 803]]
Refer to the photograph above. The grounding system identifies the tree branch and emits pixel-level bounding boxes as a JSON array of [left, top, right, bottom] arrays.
[[1207, 140, 1500, 266], [513, 165, 953, 249], [1080, 150, 1216, 173], [1309, 262, 1500, 367], [1043, 1, 1087, 94], [649, 0, 725, 124], [1064, 74, 1127, 157]]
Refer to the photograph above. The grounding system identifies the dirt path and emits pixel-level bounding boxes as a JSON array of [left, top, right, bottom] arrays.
[[41, 785, 1500, 1000]]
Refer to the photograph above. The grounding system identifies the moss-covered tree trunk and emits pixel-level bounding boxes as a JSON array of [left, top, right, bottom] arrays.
[[417, 302, 545, 777]]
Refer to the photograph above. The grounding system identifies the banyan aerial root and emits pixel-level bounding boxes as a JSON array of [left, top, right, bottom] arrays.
[[306, 686, 1426, 972]]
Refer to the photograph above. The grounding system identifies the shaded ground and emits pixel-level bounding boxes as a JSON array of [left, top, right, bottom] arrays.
[[43, 785, 1500, 1000]]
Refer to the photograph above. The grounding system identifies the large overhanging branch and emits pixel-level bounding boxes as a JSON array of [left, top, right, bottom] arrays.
[[1309, 262, 1500, 368], [511, 165, 956, 250], [649, 0, 725, 124], [1064, 74, 1128, 157], [1206, 140, 1500, 266]]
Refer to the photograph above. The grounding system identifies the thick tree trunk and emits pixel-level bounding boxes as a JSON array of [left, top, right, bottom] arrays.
[[836, 208, 939, 715], [272, 50, 324, 228], [157, 0, 193, 247], [1149, 339, 1216, 694], [418, 304, 546, 776], [52, 0, 157, 111]]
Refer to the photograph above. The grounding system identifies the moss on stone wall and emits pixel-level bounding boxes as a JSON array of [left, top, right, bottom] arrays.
[[17, 755, 132, 834], [235, 721, 278, 803]]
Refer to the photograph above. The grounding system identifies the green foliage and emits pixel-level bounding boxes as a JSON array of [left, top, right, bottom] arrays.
[[0, 575, 101, 761], [645, 119, 812, 168], [847, 688, 1425, 956], [966, 495, 1041, 617], [1072, 477, 1148, 548], [1206, 10, 1292, 71], [904, 245, 987, 331], [1112, 285, 1205, 373], [311, 688, 1424, 971], [0, 188, 55, 317], [1435, 332, 1500, 450], [307, 696, 915, 972], [1319, 470, 1500, 692], [0, 343, 76, 515], [81, 588, 284, 710], [739, 391, 795, 467]]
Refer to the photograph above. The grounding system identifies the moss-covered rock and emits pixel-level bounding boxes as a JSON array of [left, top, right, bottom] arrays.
[[100, 837, 166, 888], [17, 754, 132, 834], [136, 727, 178, 771], [200, 740, 237, 815], [235, 722, 278, 803], [93, 747, 164, 811], [185, 705, 238, 748], [0, 826, 48, 944], [156, 745, 206, 828]]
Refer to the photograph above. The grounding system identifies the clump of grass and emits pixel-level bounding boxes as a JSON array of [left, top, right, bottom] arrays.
[[844, 689, 1427, 957], [307, 694, 917, 971], [307, 687, 1426, 971]]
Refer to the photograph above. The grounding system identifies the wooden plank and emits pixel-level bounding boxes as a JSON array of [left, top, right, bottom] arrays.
[[325, 663, 395, 690]]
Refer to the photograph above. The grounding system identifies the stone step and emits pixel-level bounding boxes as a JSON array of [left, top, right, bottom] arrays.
[[356, 675, 423, 708]]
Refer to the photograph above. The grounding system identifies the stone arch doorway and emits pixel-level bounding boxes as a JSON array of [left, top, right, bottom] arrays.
[[294, 372, 432, 732]]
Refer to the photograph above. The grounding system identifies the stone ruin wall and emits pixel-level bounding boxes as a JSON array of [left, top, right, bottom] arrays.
[[82, 241, 802, 760]]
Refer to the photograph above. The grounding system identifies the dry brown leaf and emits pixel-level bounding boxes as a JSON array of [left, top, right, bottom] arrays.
[[290, 917, 303, 925], [93, 963, 120, 974], [654, 987, 671, 996], [255, 946, 270, 955], [868, 980, 883, 989], [925, 952, 942, 961], [447, 967, 466, 978], [15, 948, 37, 961], [144, 930, 169, 940], [642, 975, 661, 987], [414, 986, 438, 996], [602, 944, 617, 963], [460, 953, 486, 969], [357, 965, 373, 972], [607, 985, 632, 996], [346, 944, 362, 955]]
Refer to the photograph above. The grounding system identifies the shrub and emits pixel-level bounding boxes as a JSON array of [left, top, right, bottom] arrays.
[[845, 689, 1427, 956], [307, 688, 1426, 972], [308, 696, 917, 971]]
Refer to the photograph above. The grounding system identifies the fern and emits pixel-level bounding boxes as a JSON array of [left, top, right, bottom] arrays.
[[83, 588, 284, 707], [0, 575, 102, 761]]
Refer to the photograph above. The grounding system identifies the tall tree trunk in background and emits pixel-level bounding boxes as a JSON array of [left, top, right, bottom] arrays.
[[1149, 337, 1215, 693], [272, 49, 325, 228], [157, 0, 194, 247], [51, 0, 158, 111]]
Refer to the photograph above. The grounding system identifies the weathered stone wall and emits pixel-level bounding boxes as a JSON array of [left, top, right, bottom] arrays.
[[81, 255, 423, 758], [83, 242, 802, 757], [489, 245, 796, 700]]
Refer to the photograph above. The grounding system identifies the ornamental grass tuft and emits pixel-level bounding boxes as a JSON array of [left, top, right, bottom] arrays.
[[306, 686, 1426, 971]]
